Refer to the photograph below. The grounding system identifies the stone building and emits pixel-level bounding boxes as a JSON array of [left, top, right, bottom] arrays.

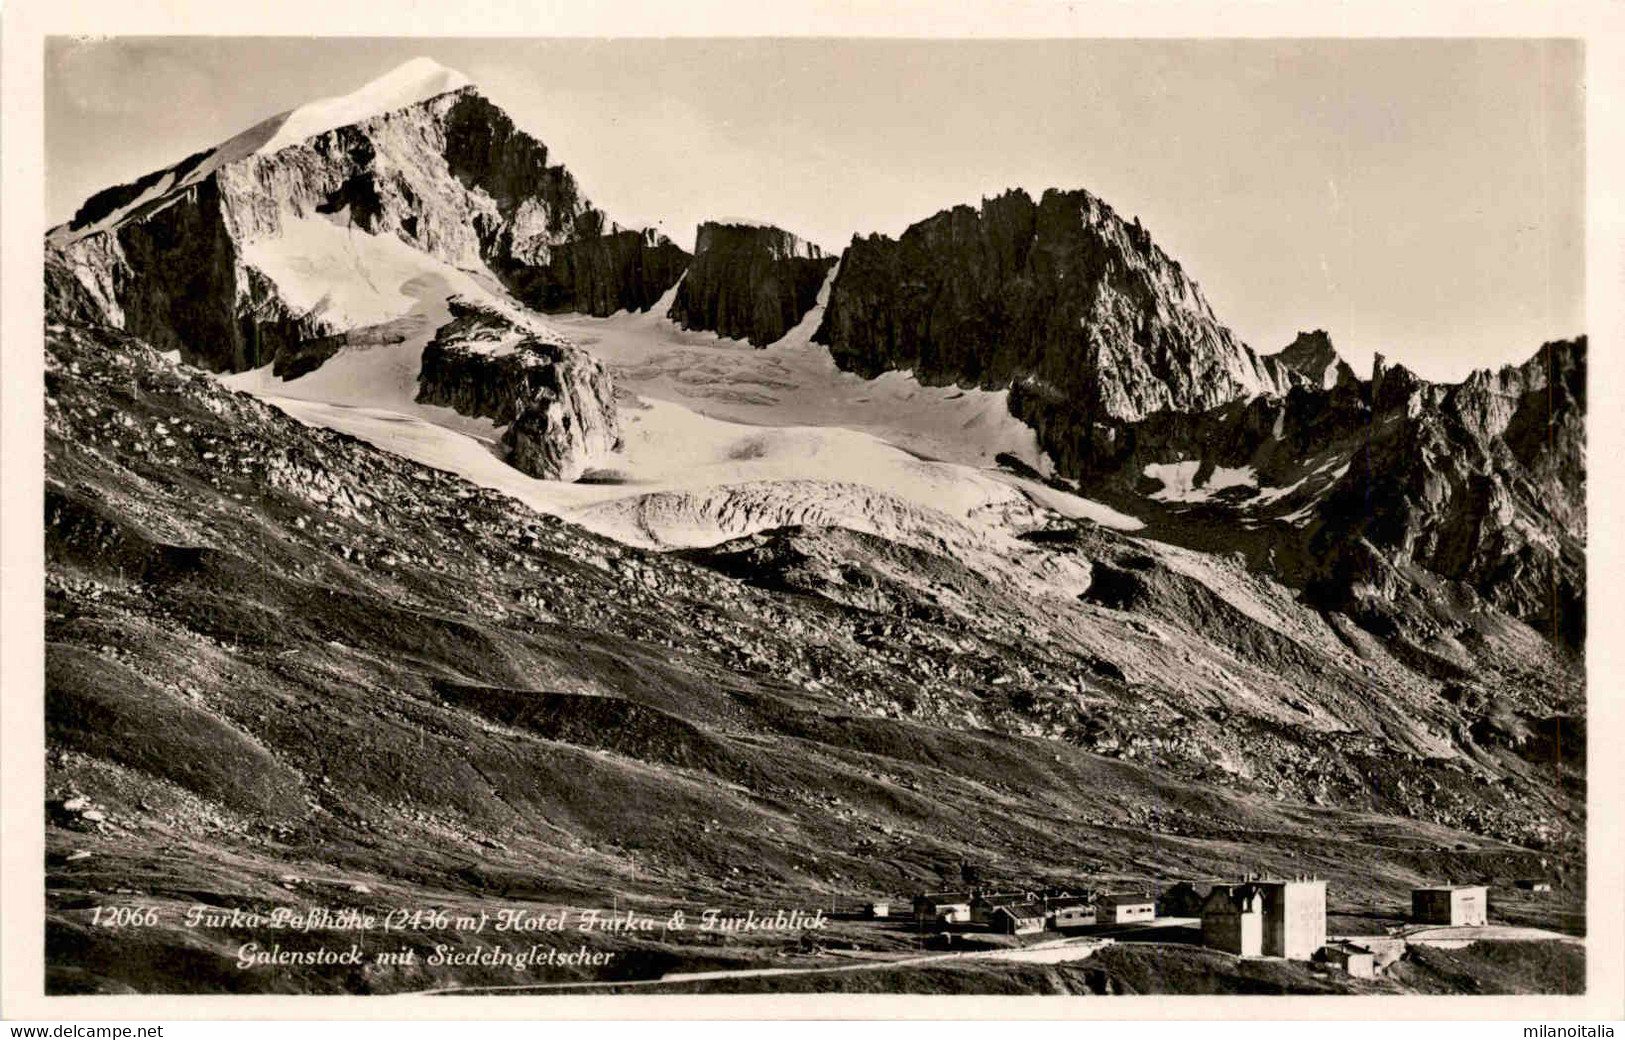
[[1201, 877, 1326, 960], [1201, 885, 1264, 956], [913, 892, 973, 924], [970, 891, 1035, 927], [1158, 881, 1207, 917]]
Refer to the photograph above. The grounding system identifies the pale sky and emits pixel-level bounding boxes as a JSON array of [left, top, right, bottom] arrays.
[[46, 37, 1584, 382]]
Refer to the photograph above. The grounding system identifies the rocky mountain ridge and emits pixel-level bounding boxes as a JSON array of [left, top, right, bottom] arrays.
[[1063, 336, 1586, 651], [667, 221, 838, 346], [1267, 330, 1359, 390], [812, 187, 1301, 476], [44, 60, 689, 378], [441, 91, 691, 316]]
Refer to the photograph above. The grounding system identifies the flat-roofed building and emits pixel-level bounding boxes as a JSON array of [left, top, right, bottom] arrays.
[[1319, 941, 1377, 979], [1202, 877, 1326, 960], [1201, 885, 1264, 956], [1050, 903, 1097, 930], [1098, 892, 1156, 924], [1258, 878, 1327, 960], [1411, 885, 1488, 926]]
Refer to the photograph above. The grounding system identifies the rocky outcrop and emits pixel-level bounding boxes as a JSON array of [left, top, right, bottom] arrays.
[[441, 91, 690, 315], [46, 175, 322, 372], [414, 302, 620, 481], [1074, 337, 1587, 650], [497, 228, 691, 316], [1312, 339, 1586, 647], [667, 222, 837, 346], [1267, 330, 1359, 390], [814, 188, 1295, 475], [44, 61, 688, 374], [44, 255, 112, 327]]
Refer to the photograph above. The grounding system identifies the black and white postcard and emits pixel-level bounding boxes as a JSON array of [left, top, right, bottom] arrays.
[[2, 0, 1621, 1023]]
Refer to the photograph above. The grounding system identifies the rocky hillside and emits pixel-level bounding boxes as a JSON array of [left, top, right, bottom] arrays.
[[414, 300, 622, 481], [667, 222, 838, 346], [813, 188, 1297, 475], [44, 59, 688, 376], [1325, 342, 1587, 648], [41, 317, 1584, 993]]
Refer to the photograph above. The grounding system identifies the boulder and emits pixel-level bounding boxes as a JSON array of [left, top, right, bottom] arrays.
[[415, 307, 620, 481]]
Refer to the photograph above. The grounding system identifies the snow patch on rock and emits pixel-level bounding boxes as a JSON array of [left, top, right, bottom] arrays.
[[238, 216, 486, 330], [1144, 461, 1257, 503]]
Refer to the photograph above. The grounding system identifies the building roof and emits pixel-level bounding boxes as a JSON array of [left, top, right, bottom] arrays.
[[1099, 892, 1154, 906], [1414, 884, 1487, 893], [1203, 886, 1264, 914], [1323, 941, 1374, 955], [991, 902, 1048, 921], [971, 890, 1034, 904]]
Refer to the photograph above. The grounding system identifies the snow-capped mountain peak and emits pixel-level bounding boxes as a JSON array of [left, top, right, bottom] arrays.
[[256, 57, 474, 155], [46, 58, 480, 247]]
